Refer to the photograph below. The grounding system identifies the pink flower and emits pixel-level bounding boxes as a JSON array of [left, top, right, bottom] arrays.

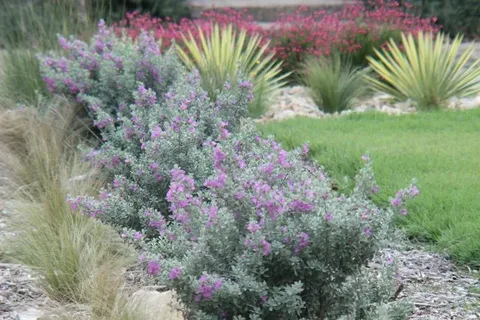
[[409, 185, 420, 197], [213, 147, 226, 169], [213, 279, 223, 291], [147, 261, 160, 276], [151, 125, 162, 139], [169, 267, 182, 280], [325, 212, 333, 222], [289, 200, 314, 212], [302, 143, 309, 156], [386, 255, 394, 265], [294, 232, 310, 254], [261, 239, 272, 256], [363, 227, 372, 237], [391, 197, 402, 207], [247, 222, 262, 233]]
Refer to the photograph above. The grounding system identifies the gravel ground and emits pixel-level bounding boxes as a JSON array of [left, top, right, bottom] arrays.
[[384, 247, 480, 319], [258, 86, 480, 123]]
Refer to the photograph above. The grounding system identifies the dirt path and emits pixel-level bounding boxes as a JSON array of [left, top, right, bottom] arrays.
[[383, 246, 480, 319]]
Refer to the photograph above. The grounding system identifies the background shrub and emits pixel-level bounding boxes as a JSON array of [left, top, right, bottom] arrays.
[[114, 1, 437, 78], [113, 8, 263, 48], [408, 0, 480, 39], [300, 55, 369, 113], [106, 0, 190, 21], [266, 0, 438, 75]]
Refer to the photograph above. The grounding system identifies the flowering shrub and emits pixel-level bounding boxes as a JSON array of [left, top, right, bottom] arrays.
[[68, 69, 253, 232], [113, 8, 264, 49], [113, 1, 438, 75], [267, 0, 439, 73], [38, 20, 185, 118], [55, 28, 420, 314], [117, 123, 418, 319]]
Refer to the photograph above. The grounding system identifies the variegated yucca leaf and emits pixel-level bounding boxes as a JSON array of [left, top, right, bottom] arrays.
[[366, 32, 480, 109], [176, 23, 289, 117]]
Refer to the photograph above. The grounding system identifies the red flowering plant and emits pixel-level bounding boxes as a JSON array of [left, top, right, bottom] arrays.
[[113, 8, 265, 51], [113, 1, 438, 76], [267, 0, 439, 73]]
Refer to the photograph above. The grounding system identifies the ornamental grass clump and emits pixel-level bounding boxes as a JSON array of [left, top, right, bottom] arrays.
[[300, 55, 369, 113], [366, 32, 480, 109], [113, 123, 417, 319], [177, 23, 288, 118], [0, 105, 149, 320]]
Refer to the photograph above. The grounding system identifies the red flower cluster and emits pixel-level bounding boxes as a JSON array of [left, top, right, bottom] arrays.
[[113, 0, 439, 73], [267, 0, 438, 71], [113, 8, 264, 49]]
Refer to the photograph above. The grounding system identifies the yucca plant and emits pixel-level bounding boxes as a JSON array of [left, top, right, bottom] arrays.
[[176, 23, 289, 118], [366, 32, 480, 110], [300, 54, 369, 113]]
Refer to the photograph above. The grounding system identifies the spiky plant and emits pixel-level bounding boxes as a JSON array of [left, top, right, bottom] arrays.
[[300, 54, 369, 113], [366, 32, 480, 109], [176, 23, 289, 118]]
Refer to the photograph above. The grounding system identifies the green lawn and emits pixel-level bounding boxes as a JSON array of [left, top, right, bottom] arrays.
[[259, 109, 480, 265]]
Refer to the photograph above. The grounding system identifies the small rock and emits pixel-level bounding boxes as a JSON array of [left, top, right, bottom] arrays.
[[381, 105, 404, 115], [17, 308, 44, 320], [128, 290, 183, 320], [394, 99, 415, 110], [458, 96, 480, 109], [273, 110, 297, 121]]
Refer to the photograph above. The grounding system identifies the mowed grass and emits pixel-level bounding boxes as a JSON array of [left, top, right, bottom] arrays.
[[259, 109, 480, 265]]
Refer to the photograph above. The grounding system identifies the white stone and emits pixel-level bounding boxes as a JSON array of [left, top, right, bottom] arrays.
[[273, 110, 297, 121], [393, 99, 415, 110], [128, 290, 184, 320], [380, 105, 404, 115], [458, 96, 480, 109], [17, 308, 44, 320]]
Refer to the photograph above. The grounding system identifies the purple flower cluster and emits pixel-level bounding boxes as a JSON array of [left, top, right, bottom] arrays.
[[38, 20, 185, 119], [147, 260, 160, 276], [169, 267, 182, 280], [390, 184, 420, 214], [195, 275, 224, 302]]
